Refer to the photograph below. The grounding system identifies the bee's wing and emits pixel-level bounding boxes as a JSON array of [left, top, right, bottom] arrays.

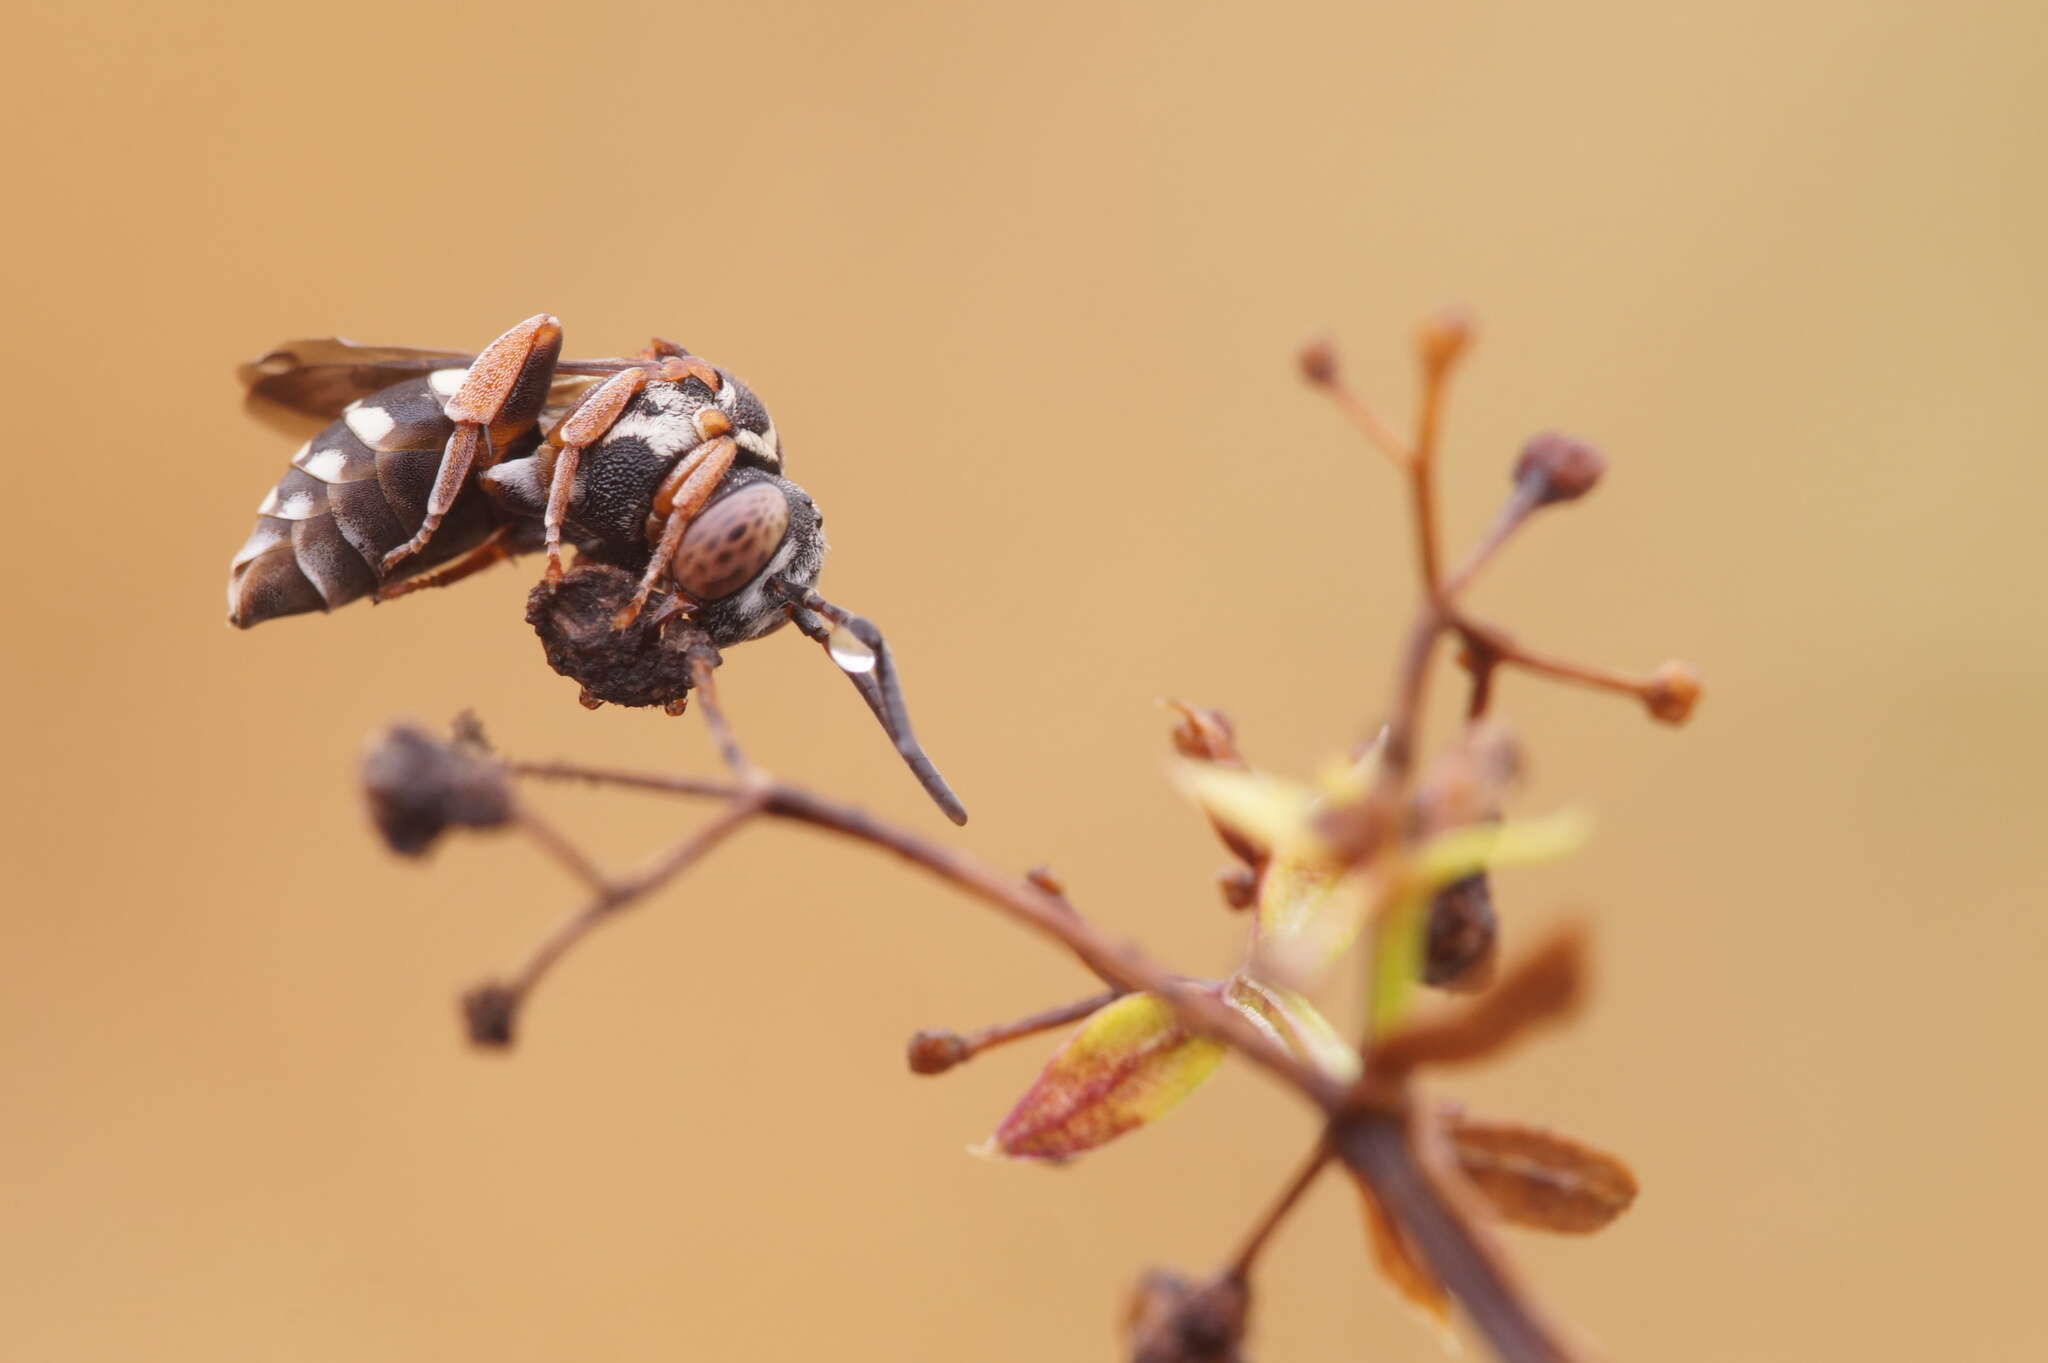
[[240, 337, 607, 438], [238, 339, 477, 437]]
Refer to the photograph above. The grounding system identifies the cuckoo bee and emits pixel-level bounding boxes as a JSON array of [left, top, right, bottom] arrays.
[[227, 314, 965, 822]]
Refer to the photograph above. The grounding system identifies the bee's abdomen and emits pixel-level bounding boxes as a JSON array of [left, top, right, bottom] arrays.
[[227, 375, 511, 627]]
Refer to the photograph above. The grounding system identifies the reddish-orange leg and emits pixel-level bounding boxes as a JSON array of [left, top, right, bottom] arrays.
[[379, 313, 561, 580], [614, 434, 739, 630], [375, 527, 515, 601]]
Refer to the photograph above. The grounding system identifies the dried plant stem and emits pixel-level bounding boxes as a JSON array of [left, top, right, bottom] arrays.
[[962, 989, 1127, 1057], [1442, 487, 1543, 600], [1455, 618, 1660, 704], [1224, 1144, 1331, 1280], [506, 762, 1344, 1106], [513, 804, 610, 895], [1331, 1109, 1576, 1363], [501, 794, 764, 1007]]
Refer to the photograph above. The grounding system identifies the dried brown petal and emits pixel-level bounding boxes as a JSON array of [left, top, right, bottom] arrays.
[[1371, 924, 1586, 1077], [1449, 1115, 1639, 1234], [1358, 1184, 1452, 1330]]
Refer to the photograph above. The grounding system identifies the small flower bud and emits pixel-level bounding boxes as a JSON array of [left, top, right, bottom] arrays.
[[1416, 305, 1476, 374], [1165, 700, 1243, 766], [906, 1028, 970, 1075], [361, 724, 514, 857], [461, 982, 519, 1048], [1216, 865, 1259, 911], [1126, 1268, 1250, 1363], [1297, 336, 1340, 387], [1642, 660, 1703, 725], [1513, 431, 1607, 506], [1025, 865, 1071, 899]]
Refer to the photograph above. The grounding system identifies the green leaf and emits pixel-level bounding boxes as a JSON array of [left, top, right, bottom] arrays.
[[1411, 809, 1592, 891], [1172, 763, 1330, 864], [1368, 888, 1429, 1036], [979, 993, 1227, 1162]]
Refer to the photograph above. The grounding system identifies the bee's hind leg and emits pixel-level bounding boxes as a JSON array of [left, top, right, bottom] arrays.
[[380, 313, 563, 580], [375, 526, 517, 602]]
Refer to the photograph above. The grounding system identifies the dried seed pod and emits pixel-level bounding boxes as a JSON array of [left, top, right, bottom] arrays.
[[1424, 872, 1499, 991], [1126, 1269, 1250, 1363], [361, 724, 513, 856], [525, 565, 702, 709]]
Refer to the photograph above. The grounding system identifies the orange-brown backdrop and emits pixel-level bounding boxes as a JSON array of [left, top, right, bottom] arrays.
[[5, 2, 2043, 1359]]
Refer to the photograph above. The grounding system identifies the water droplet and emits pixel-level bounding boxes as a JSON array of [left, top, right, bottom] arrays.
[[828, 624, 877, 674]]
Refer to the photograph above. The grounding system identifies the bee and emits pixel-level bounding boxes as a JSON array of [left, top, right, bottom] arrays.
[[228, 314, 965, 823]]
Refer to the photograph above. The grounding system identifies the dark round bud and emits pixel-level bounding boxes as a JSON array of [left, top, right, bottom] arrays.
[[1127, 1268, 1250, 1363], [461, 982, 520, 1048], [1513, 431, 1607, 506], [1297, 336, 1340, 387], [1424, 873, 1499, 991], [906, 1029, 970, 1075], [1642, 660, 1703, 725], [361, 725, 513, 857]]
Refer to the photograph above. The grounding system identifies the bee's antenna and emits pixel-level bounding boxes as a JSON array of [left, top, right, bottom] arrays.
[[775, 582, 968, 825]]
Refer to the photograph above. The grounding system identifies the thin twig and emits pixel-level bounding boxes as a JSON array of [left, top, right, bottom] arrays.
[[513, 803, 613, 896], [1224, 1144, 1332, 1280], [1454, 617, 1656, 705], [1331, 1109, 1577, 1363], [498, 793, 764, 1012], [958, 988, 1127, 1059], [509, 761, 1344, 1106]]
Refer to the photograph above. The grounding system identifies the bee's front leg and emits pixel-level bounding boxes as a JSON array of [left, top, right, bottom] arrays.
[[612, 433, 740, 630]]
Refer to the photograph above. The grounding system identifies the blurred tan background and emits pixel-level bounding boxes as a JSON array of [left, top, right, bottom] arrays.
[[4, 1, 2043, 1359]]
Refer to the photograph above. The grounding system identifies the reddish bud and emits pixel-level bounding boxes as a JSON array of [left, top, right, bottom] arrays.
[[1216, 865, 1259, 911], [1642, 660, 1703, 725], [1513, 431, 1607, 506], [1165, 701, 1244, 766], [906, 1028, 970, 1075], [1416, 305, 1476, 374], [1297, 336, 1340, 387]]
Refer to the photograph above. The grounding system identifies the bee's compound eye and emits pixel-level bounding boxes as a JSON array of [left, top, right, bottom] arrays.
[[671, 482, 790, 601]]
